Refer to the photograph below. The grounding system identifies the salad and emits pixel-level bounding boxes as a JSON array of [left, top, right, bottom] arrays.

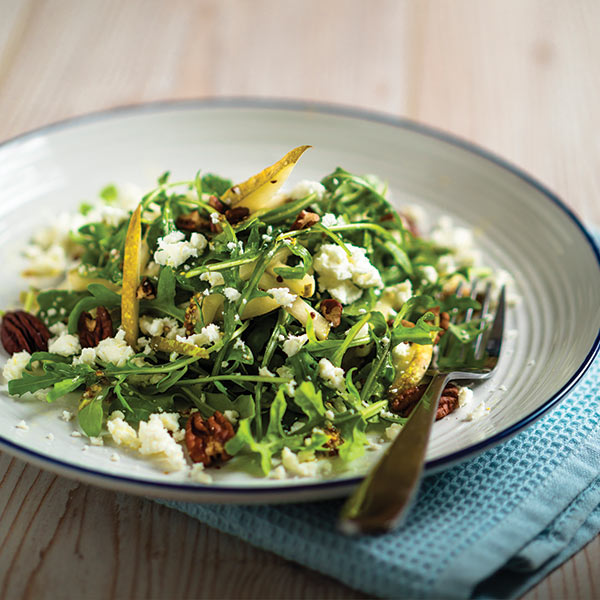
[[0, 146, 492, 481]]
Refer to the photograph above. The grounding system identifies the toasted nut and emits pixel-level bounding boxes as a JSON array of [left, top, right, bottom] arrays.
[[208, 195, 226, 213], [291, 210, 320, 231], [224, 206, 250, 225], [78, 306, 113, 348], [185, 411, 235, 466], [320, 298, 343, 327], [176, 210, 210, 232], [389, 383, 460, 421], [136, 277, 157, 300], [0, 310, 51, 355]]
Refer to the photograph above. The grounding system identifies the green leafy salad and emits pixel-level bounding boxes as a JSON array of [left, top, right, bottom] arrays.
[[0, 146, 489, 480]]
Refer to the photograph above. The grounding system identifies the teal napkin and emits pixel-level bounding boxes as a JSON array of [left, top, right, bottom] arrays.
[[160, 233, 600, 600]]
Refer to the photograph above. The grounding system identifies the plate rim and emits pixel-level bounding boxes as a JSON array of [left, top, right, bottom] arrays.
[[0, 97, 599, 499]]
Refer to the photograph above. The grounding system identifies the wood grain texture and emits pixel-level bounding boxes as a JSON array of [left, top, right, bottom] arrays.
[[0, 1, 598, 598]]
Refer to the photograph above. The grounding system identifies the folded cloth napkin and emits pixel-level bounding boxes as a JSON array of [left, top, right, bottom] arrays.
[[160, 233, 600, 600]]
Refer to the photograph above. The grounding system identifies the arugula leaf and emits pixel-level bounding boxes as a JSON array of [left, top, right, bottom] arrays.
[[142, 267, 185, 321], [293, 381, 326, 421], [38, 290, 88, 326]]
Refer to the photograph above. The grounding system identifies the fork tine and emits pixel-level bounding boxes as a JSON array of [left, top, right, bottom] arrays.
[[484, 286, 506, 361], [473, 282, 493, 359]]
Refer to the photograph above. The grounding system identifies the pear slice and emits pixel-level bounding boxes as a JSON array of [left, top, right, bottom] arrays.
[[221, 145, 311, 213], [150, 336, 209, 358], [390, 343, 434, 393], [121, 204, 142, 348]]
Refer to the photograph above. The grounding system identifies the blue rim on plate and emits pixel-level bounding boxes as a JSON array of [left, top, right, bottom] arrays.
[[0, 98, 599, 498]]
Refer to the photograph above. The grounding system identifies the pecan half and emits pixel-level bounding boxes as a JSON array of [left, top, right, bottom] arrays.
[[78, 306, 113, 348], [136, 277, 156, 300], [389, 383, 460, 421], [224, 206, 250, 225], [176, 210, 210, 232], [0, 311, 50, 355], [320, 298, 343, 327], [291, 210, 320, 231], [185, 411, 235, 467], [208, 195, 226, 214]]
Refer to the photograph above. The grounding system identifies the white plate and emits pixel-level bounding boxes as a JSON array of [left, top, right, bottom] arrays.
[[0, 100, 599, 503]]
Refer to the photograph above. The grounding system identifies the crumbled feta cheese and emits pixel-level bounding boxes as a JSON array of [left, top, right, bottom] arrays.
[[465, 400, 487, 421], [223, 287, 241, 302], [2, 351, 32, 382], [190, 232, 208, 251], [89, 436, 104, 446], [258, 366, 274, 377], [49, 322, 68, 336], [458, 386, 473, 408], [178, 323, 221, 347], [379, 280, 413, 312], [318, 358, 345, 391], [110, 453, 120, 462], [15, 420, 29, 431], [288, 180, 326, 201], [420, 265, 438, 285], [189, 462, 213, 484], [437, 254, 457, 276], [154, 231, 200, 267], [282, 333, 308, 357], [392, 342, 411, 360], [108, 415, 141, 449], [321, 213, 346, 228], [355, 323, 370, 339], [23, 243, 68, 277], [95, 331, 135, 367], [61, 410, 74, 422], [281, 447, 319, 477], [199, 271, 225, 287], [138, 414, 186, 471], [385, 423, 403, 440], [71, 431, 82, 438], [139, 316, 179, 338], [48, 333, 81, 357], [313, 243, 383, 305], [46, 433, 54, 441], [73, 347, 97, 365], [268, 465, 287, 480], [136, 337, 153, 355], [430, 216, 481, 268], [226, 241, 237, 251], [289, 421, 306, 433], [209, 212, 221, 224], [266, 287, 297, 307], [223, 410, 239, 425]]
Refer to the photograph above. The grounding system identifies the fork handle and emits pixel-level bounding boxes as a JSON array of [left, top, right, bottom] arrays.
[[338, 373, 450, 534]]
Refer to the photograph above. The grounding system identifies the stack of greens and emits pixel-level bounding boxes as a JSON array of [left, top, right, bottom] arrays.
[[3, 146, 485, 476]]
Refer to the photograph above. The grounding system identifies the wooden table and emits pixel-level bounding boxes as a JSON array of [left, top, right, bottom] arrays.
[[1, 1, 599, 597]]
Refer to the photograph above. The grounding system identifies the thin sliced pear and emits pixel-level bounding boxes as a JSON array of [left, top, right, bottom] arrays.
[[150, 336, 209, 358], [221, 145, 311, 213], [241, 296, 280, 320], [121, 204, 142, 348], [286, 297, 330, 340], [390, 343, 434, 393]]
